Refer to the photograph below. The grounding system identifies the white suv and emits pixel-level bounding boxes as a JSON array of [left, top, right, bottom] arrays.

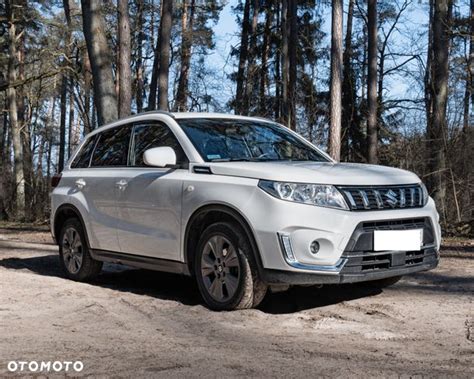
[[51, 112, 441, 310]]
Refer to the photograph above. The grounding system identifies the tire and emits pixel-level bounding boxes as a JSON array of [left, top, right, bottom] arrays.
[[59, 218, 102, 281], [194, 222, 267, 311], [363, 275, 402, 288]]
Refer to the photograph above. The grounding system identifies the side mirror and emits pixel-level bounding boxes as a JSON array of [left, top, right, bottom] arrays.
[[143, 146, 177, 168]]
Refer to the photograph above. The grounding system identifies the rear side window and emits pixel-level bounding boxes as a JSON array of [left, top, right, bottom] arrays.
[[71, 136, 97, 168], [91, 126, 131, 167], [130, 122, 187, 166]]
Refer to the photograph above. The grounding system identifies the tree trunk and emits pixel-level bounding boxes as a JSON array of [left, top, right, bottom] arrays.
[[235, 0, 251, 114], [425, 0, 434, 134], [6, 1, 25, 220], [59, 0, 73, 172], [259, 2, 272, 115], [135, 0, 144, 113], [463, 0, 473, 132], [118, 0, 132, 117], [68, 76, 75, 158], [288, 0, 297, 130], [0, 98, 8, 219], [427, 0, 452, 216], [17, 29, 32, 219], [274, 1, 281, 120], [281, 0, 289, 126], [157, 0, 173, 111], [83, 48, 93, 133], [366, 0, 378, 164], [81, 0, 118, 125], [148, 1, 163, 111], [243, 0, 259, 114], [176, 0, 195, 111], [341, 0, 358, 161], [329, 0, 343, 161], [58, 75, 67, 172]]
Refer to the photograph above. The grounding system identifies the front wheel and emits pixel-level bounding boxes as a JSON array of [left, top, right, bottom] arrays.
[[194, 222, 267, 311]]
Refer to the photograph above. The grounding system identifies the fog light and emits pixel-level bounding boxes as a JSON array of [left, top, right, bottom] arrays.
[[310, 240, 320, 255]]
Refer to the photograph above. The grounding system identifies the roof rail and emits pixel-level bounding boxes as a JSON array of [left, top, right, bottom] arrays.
[[138, 110, 175, 118]]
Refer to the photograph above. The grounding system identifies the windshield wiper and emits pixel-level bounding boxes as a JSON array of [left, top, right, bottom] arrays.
[[209, 157, 279, 162], [209, 157, 251, 162]]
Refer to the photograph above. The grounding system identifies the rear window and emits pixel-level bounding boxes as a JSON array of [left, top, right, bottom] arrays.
[[71, 136, 97, 168], [90, 126, 131, 167]]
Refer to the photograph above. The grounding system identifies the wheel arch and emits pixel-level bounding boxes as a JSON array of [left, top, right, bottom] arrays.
[[53, 204, 90, 248], [183, 204, 264, 276]]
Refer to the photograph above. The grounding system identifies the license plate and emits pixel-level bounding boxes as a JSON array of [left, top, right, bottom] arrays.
[[373, 229, 423, 251]]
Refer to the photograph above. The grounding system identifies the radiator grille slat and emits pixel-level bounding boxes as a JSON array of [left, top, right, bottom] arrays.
[[338, 185, 423, 211]]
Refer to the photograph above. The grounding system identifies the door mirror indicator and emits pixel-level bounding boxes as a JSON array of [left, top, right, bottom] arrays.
[[143, 147, 177, 168]]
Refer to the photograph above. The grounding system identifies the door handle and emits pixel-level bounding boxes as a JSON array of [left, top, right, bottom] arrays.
[[115, 179, 128, 190], [75, 179, 86, 189]]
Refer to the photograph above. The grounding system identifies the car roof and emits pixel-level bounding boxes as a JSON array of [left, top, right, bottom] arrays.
[[87, 111, 275, 137]]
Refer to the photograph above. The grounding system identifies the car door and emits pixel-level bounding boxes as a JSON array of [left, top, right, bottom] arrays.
[[80, 125, 132, 252], [115, 121, 187, 261]]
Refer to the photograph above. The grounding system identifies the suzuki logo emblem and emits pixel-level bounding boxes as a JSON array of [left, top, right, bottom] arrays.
[[385, 189, 398, 208]]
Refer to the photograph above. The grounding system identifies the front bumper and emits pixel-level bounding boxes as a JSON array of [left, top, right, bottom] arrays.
[[260, 216, 440, 285], [243, 189, 441, 283], [261, 256, 438, 285]]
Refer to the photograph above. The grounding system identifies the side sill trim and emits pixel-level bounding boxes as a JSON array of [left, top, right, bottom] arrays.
[[90, 249, 190, 276], [277, 233, 347, 274]]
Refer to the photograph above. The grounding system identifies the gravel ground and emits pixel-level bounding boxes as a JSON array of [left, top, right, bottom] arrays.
[[0, 225, 473, 378]]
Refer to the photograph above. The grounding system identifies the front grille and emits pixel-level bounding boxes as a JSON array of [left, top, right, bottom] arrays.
[[342, 248, 437, 274], [337, 184, 423, 211]]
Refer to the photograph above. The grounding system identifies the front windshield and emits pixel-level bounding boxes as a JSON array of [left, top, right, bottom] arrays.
[[177, 118, 329, 162]]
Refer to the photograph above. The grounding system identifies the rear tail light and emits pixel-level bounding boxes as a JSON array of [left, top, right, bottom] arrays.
[[51, 173, 62, 188]]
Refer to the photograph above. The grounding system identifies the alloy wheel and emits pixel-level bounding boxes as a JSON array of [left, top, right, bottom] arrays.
[[200, 235, 241, 302], [62, 227, 84, 274]]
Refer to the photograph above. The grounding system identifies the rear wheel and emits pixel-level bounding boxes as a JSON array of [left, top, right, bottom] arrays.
[[59, 218, 102, 281], [194, 222, 267, 311]]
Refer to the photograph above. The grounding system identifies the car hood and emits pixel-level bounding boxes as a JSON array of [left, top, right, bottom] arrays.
[[206, 161, 421, 186]]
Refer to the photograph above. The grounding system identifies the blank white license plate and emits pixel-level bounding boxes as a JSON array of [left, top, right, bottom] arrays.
[[373, 229, 423, 251]]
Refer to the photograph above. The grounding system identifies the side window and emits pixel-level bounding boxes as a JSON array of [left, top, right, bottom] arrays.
[[91, 126, 131, 167], [130, 122, 187, 167], [71, 136, 97, 168]]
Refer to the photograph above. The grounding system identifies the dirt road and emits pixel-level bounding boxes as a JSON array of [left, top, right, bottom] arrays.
[[0, 225, 473, 377]]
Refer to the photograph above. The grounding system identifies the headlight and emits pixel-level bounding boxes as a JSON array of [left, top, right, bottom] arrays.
[[420, 182, 429, 206], [258, 180, 349, 210]]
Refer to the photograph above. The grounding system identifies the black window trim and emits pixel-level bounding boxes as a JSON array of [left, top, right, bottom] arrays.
[[128, 120, 190, 169]]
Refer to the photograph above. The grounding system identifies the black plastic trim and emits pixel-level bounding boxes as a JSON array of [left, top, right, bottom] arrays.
[[193, 166, 212, 174], [261, 259, 438, 285], [183, 204, 265, 277], [53, 204, 90, 247], [90, 249, 190, 275]]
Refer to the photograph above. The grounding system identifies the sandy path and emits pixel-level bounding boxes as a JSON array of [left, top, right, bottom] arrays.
[[0, 228, 472, 377]]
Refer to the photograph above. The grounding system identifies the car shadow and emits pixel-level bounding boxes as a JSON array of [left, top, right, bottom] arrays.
[[1, 253, 469, 314], [0, 253, 386, 313]]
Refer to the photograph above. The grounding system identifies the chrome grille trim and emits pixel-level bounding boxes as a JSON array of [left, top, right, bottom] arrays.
[[338, 184, 424, 211]]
